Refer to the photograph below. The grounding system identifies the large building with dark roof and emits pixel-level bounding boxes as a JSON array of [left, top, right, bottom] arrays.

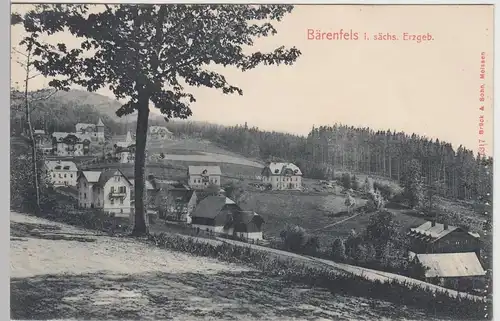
[[408, 221, 481, 256], [191, 196, 265, 240]]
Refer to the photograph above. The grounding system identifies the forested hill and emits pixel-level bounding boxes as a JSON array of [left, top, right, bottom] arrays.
[[166, 121, 493, 201], [10, 89, 165, 135], [10, 88, 492, 202]]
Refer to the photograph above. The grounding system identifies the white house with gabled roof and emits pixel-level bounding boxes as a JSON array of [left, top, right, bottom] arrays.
[[187, 165, 222, 189], [77, 169, 133, 217], [261, 162, 302, 190], [44, 160, 78, 187], [149, 126, 173, 140], [114, 131, 135, 163], [75, 118, 105, 143]]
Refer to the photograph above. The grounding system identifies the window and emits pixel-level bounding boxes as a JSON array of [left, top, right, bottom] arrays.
[[64, 174, 67, 178], [111, 199, 114, 205], [111, 186, 115, 193], [84, 193, 87, 199], [59, 174, 62, 178], [70, 174, 73, 178], [119, 186, 126, 193], [120, 198, 124, 205], [84, 182, 87, 188], [53, 174, 56, 178]]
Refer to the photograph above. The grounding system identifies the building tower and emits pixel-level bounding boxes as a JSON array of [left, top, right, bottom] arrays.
[[96, 118, 105, 142]]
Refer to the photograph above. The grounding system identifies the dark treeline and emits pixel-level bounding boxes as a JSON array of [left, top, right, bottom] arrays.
[[11, 89, 139, 138], [166, 121, 493, 202], [307, 125, 492, 201], [10, 88, 492, 202]]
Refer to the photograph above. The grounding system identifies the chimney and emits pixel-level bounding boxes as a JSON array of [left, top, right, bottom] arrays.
[[431, 220, 436, 227], [444, 223, 448, 230]]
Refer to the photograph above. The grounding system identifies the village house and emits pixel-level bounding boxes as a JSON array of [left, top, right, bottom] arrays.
[[261, 162, 302, 190], [155, 184, 198, 223], [412, 252, 486, 293], [191, 196, 241, 233], [191, 196, 265, 241], [33, 129, 50, 146], [114, 132, 135, 163], [75, 118, 105, 143], [44, 160, 78, 187], [187, 165, 222, 190], [52, 132, 91, 156], [407, 221, 481, 257], [34, 129, 53, 155], [223, 210, 265, 241], [77, 169, 133, 217], [149, 126, 173, 140]]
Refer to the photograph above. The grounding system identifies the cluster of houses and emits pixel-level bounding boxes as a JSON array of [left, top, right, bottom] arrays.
[[34, 119, 106, 156], [34, 120, 173, 158], [407, 221, 486, 292], [44, 157, 305, 241]]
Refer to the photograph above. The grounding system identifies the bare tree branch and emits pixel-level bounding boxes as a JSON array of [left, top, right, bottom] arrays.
[[11, 47, 28, 58]]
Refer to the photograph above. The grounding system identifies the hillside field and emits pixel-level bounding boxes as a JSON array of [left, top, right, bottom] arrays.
[[236, 187, 428, 245]]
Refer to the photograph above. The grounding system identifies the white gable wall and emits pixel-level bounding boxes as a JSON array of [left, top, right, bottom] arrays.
[[103, 173, 132, 217], [189, 174, 221, 189]]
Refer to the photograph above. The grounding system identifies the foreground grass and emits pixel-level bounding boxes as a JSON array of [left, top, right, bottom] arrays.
[[145, 232, 488, 320], [11, 212, 452, 321], [17, 202, 490, 320]]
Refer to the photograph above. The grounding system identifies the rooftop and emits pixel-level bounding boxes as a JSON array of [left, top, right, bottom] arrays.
[[191, 196, 238, 219], [188, 165, 222, 176], [264, 162, 302, 176], [45, 160, 78, 172], [408, 221, 480, 242], [416, 252, 486, 278]]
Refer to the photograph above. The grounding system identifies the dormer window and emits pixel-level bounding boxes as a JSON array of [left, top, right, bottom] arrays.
[[274, 169, 280, 174]]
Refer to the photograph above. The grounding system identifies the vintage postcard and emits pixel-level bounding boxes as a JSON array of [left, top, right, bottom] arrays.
[[10, 3, 494, 321]]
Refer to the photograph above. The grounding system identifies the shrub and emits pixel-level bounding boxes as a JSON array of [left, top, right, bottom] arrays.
[[363, 177, 374, 193], [303, 235, 321, 255], [340, 173, 351, 190], [331, 238, 347, 262], [373, 181, 400, 200], [351, 175, 361, 191], [280, 225, 321, 255], [280, 225, 308, 252]]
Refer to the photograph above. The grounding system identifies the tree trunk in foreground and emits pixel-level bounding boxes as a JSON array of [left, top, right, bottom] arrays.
[[131, 92, 150, 236], [24, 56, 41, 215]]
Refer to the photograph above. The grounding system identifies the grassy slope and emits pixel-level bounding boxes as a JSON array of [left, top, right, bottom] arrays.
[[10, 212, 454, 321]]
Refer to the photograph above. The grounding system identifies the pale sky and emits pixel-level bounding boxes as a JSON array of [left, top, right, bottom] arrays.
[[10, 4, 494, 155]]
